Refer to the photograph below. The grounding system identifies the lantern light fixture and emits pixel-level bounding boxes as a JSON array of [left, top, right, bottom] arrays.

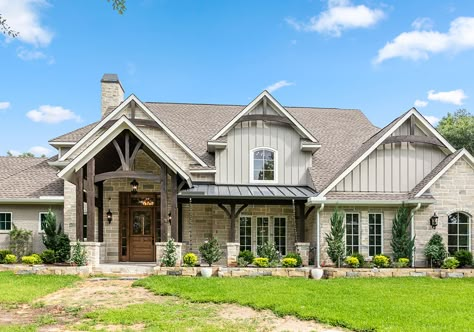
[[106, 209, 113, 224], [130, 179, 139, 194], [430, 212, 439, 229]]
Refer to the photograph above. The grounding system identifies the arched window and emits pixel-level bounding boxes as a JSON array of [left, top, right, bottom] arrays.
[[251, 148, 276, 182], [448, 212, 471, 254]]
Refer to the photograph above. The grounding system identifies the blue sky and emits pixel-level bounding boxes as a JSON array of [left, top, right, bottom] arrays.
[[1, 0, 473, 156]]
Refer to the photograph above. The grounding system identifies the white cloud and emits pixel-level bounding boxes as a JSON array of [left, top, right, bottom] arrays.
[[16, 47, 54, 63], [29, 146, 51, 156], [411, 17, 434, 31], [375, 16, 474, 63], [0, 0, 53, 47], [286, 0, 384, 37], [0, 102, 11, 110], [427, 89, 467, 105], [414, 99, 428, 108], [424, 115, 440, 126], [26, 105, 81, 124], [265, 80, 295, 93]]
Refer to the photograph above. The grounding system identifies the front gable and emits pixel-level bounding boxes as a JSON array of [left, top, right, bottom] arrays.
[[319, 108, 457, 197]]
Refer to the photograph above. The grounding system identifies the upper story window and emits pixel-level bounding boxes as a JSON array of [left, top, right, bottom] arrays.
[[251, 148, 276, 182]]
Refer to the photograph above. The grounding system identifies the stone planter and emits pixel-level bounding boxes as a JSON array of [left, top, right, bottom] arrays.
[[201, 267, 213, 278], [310, 268, 324, 280]]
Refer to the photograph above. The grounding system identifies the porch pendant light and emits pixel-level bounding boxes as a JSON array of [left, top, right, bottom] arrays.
[[130, 179, 139, 194], [106, 209, 113, 224], [430, 212, 439, 229]]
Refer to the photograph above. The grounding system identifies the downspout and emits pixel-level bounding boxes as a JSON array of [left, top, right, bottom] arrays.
[[316, 203, 325, 268], [410, 203, 421, 268]]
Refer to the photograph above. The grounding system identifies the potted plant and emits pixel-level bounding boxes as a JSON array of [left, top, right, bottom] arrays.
[[198, 237, 222, 277]]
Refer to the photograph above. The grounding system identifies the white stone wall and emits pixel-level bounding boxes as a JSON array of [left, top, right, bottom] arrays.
[[0, 204, 63, 254], [101, 81, 124, 117]]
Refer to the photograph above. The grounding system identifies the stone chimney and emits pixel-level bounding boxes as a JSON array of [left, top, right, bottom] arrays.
[[101, 74, 124, 117]]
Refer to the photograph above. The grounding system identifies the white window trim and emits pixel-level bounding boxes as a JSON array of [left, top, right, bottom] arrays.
[[239, 215, 253, 252], [273, 215, 288, 255], [448, 212, 472, 252], [249, 147, 278, 184], [38, 212, 49, 233], [344, 212, 361, 255], [368, 213, 384, 258], [255, 216, 270, 250], [0, 212, 12, 233]]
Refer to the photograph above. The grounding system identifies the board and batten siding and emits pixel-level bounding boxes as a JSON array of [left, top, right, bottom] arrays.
[[215, 121, 312, 185], [335, 142, 446, 192]]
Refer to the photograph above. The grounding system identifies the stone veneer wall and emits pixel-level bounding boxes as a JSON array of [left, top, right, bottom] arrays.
[[180, 203, 298, 265], [414, 158, 474, 266]]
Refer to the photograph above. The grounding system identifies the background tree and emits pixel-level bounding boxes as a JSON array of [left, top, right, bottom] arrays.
[[6, 151, 45, 157], [437, 109, 474, 154], [1, 1, 126, 38]]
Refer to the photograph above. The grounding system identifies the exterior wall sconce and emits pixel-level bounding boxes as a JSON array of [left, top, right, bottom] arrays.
[[106, 209, 113, 224], [168, 212, 172, 224], [430, 212, 438, 229], [130, 179, 139, 194]]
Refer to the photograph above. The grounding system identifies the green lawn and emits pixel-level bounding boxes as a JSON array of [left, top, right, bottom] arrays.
[[0, 271, 79, 304], [135, 276, 474, 332]]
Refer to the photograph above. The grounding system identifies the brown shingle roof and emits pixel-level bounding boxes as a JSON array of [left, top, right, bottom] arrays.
[[0, 157, 63, 199], [49, 122, 98, 143]]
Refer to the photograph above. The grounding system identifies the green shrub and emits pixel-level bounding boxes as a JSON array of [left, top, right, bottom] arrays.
[[344, 256, 360, 268], [161, 239, 177, 267], [325, 208, 345, 267], [237, 257, 249, 267], [238, 250, 255, 265], [183, 252, 198, 267], [40, 249, 56, 264], [351, 252, 365, 267], [282, 257, 298, 267], [391, 206, 415, 262], [284, 252, 302, 267], [398, 258, 410, 268], [42, 210, 70, 263], [373, 254, 390, 268], [22, 254, 43, 265], [442, 257, 460, 269], [4, 254, 17, 264], [253, 257, 269, 268], [0, 249, 12, 263], [424, 234, 448, 268], [69, 241, 87, 266], [9, 225, 32, 258], [257, 242, 280, 265], [454, 250, 473, 267], [199, 238, 222, 266]]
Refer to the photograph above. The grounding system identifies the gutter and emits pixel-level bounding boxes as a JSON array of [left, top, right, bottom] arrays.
[[315, 203, 325, 268], [306, 197, 435, 206], [0, 197, 64, 204], [410, 203, 421, 268]]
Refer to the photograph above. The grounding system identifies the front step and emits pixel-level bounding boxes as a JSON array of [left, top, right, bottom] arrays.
[[92, 264, 155, 276]]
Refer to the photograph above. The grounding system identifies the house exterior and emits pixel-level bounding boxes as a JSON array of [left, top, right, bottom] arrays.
[[1, 73, 473, 267]]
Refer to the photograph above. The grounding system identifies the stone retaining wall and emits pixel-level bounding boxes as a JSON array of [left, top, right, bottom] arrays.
[[324, 267, 474, 279]]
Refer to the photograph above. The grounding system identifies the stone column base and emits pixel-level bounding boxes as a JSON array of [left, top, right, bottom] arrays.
[[70, 242, 104, 267], [226, 243, 240, 267], [295, 242, 310, 266], [156, 242, 183, 267]]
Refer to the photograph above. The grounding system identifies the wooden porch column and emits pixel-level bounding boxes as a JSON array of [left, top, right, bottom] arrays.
[[86, 158, 96, 242], [218, 204, 248, 243], [160, 163, 168, 241], [97, 182, 104, 243], [296, 202, 305, 242], [75, 168, 84, 241], [170, 171, 178, 240]]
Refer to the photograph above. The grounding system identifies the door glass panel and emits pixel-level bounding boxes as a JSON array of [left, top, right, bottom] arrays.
[[132, 211, 152, 236], [143, 213, 152, 235]]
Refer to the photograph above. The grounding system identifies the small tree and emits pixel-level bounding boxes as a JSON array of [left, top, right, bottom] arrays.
[[257, 241, 280, 266], [424, 234, 448, 268], [199, 237, 222, 266], [42, 210, 70, 263], [9, 225, 32, 258], [161, 238, 178, 267], [391, 206, 415, 263], [325, 208, 345, 267], [70, 240, 87, 266]]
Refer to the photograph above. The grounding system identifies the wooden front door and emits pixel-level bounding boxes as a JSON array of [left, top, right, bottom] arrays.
[[129, 208, 155, 262]]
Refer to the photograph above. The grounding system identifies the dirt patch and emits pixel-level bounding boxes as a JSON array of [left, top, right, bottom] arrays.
[[1, 279, 347, 332]]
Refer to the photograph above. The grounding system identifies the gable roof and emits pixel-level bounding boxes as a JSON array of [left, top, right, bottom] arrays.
[[0, 157, 63, 201], [58, 116, 192, 186], [315, 107, 457, 198], [57, 95, 207, 167], [210, 90, 318, 143], [411, 148, 474, 198], [51, 100, 378, 191]]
